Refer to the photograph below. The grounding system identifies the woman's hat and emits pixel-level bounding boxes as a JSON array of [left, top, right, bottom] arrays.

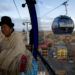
[[0, 16, 14, 28]]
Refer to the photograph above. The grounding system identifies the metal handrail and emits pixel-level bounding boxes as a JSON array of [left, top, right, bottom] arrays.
[[25, 0, 56, 75]]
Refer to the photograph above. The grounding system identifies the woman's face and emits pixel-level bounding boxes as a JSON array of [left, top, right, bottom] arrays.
[[1, 24, 12, 37]]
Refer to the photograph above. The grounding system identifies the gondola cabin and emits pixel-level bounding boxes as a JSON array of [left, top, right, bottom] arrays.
[[52, 15, 74, 34]]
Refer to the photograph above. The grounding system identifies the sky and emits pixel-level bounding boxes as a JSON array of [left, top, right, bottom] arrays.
[[0, 0, 75, 31]]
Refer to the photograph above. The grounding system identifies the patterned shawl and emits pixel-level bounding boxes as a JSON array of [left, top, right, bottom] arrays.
[[0, 32, 33, 75]]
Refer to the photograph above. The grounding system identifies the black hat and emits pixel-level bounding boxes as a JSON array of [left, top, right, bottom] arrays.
[[0, 16, 14, 28]]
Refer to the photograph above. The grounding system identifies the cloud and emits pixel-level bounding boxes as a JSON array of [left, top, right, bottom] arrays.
[[0, 0, 13, 11], [0, 7, 11, 13]]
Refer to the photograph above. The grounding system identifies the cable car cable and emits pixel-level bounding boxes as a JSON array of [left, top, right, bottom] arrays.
[[12, 0, 22, 19], [41, 0, 69, 18]]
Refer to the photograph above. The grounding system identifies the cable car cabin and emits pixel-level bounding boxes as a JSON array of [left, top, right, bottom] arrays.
[[52, 15, 74, 34]]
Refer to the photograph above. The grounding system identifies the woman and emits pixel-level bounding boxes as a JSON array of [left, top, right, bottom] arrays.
[[0, 16, 33, 75]]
